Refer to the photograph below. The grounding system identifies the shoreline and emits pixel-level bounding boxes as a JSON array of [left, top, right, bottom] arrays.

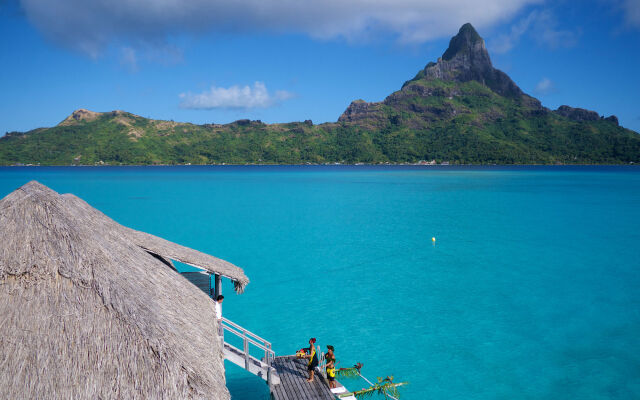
[[1, 163, 638, 168]]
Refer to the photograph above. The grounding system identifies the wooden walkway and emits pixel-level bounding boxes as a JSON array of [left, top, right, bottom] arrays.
[[179, 272, 353, 399], [270, 356, 335, 400]]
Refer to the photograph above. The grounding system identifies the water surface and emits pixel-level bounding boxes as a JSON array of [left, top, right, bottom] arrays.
[[1, 166, 639, 399]]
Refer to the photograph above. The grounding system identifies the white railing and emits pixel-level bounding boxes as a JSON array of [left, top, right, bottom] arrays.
[[221, 317, 276, 369]]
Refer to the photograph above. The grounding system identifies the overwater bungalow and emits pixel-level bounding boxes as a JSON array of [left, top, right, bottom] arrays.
[[0, 181, 378, 400], [0, 181, 248, 399]]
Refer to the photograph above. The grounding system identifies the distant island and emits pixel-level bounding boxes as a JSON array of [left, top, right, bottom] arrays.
[[1, 23, 638, 166]]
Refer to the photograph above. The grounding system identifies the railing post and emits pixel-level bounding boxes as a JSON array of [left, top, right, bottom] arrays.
[[222, 317, 277, 377], [244, 334, 250, 370]]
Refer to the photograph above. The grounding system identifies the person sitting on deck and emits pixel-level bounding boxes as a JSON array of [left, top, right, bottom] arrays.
[[325, 345, 337, 389], [301, 338, 319, 382]]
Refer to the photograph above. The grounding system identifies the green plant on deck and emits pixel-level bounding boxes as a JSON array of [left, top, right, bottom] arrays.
[[335, 363, 363, 378], [339, 376, 408, 399]]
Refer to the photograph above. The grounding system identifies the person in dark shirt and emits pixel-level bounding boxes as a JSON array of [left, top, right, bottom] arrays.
[[325, 345, 337, 388], [302, 338, 318, 382]]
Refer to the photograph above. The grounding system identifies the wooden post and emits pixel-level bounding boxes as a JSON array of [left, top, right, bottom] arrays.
[[214, 274, 221, 298]]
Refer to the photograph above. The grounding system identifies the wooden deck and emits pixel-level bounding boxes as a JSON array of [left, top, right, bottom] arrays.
[[269, 356, 335, 400], [178, 273, 350, 399], [179, 272, 349, 398]]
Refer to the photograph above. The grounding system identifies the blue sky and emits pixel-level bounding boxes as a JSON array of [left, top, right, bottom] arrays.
[[1, 0, 639, 134]]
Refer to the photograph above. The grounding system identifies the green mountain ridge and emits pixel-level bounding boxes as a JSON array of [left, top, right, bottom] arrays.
[[2, 23, 639, 165]]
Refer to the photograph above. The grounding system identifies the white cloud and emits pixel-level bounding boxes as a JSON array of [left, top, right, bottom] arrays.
[[117, 43, 183, 71], [489, 9, 579, 54], [120, 47, 137, 72], [19, 0, 541, 56], [490, 12, 538, 53], [179, 82, 294, 110], [622, 0, 640, 26], [534, 77, 556, 95]]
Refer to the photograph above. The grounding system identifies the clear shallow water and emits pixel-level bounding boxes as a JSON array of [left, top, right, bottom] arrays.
[[1, 166, 639, 399]]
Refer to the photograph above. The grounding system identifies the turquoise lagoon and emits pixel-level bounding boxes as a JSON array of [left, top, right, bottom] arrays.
[[1, 166, 639, 399]]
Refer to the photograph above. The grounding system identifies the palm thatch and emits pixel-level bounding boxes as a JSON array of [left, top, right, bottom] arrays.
[[0, 181, 249, 399]]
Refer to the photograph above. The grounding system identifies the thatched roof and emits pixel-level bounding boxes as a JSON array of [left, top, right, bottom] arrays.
[[0, 181, 248, 399], [59, 191, 249, 293]]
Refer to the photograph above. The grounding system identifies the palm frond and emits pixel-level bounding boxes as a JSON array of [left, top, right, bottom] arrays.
[[350, 381, 408, 399], [335, 362, 363, 378]]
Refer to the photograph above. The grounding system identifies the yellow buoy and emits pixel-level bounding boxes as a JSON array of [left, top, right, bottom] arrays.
[[432, 237, 436, 242]]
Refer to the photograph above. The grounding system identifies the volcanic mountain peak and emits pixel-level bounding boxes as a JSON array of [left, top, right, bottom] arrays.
[[414, 23, 523, 98], [441, 23, 488, 62], [339, 23, 538, 124]]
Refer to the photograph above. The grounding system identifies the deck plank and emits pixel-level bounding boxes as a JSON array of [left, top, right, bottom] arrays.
[[294, 358, 316, 399], [287, 358, 307, 398], [277, 357, 304, 400], [270, 356, 334, 400], [273, 382, 290, 400], [280, 363, 302, 399], [290, 358, 311, 399]]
